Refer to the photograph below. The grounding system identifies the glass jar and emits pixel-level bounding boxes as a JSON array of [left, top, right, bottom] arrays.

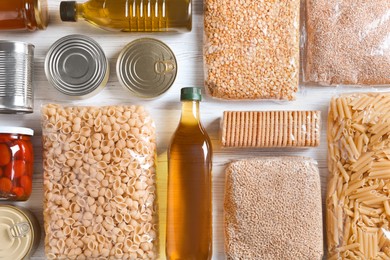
[[0, 0, 49, 31], [0, 127, 34, 201]]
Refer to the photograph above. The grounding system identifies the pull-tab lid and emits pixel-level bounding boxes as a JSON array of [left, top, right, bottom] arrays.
[[117, 38, 177, 99], [0, 206, 33, 259]]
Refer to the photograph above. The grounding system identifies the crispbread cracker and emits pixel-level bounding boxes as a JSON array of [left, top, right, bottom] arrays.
[[221, 111, 321, 148]]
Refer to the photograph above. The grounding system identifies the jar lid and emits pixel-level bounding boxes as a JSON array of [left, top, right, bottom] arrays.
[[45, 35, 109, 98], [116, 38, 177, 99], [0, 127, 34, 136], [0, 206, 33, 260], [34, 0, 49, 30]]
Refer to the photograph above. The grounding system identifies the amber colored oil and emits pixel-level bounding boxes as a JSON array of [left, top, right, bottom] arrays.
[[76, 0, 191, 32], [166, 101, 212, 260]]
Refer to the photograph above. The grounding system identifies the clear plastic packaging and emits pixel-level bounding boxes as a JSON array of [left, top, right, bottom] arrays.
[[224, 157, 323, 259], [42, 104, 158, 259], [327, 92, 390, 258], [204, 0, 300, 100], [304, 0, 390, 86], [221, 111, 321, 148]]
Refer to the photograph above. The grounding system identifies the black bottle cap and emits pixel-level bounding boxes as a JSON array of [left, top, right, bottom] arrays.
[[60, 1, 77, 22]]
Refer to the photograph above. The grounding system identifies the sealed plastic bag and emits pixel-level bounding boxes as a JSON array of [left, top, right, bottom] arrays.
[[327, 93, 390, 258], [224, 157, 323, 259], [221, 110, 321, 148], [304, 0, 390, 85], [204, 0, 300, 100], [42, 104, 158, 259]]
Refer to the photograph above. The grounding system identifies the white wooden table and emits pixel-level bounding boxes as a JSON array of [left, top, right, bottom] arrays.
[[0, 0, 337, 259]]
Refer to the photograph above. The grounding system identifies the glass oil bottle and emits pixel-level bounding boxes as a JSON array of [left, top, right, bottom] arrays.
[[166, 88, 212, 260], [60, 0, 191, 32]]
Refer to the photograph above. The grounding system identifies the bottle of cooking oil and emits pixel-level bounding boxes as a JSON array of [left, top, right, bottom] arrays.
[[60, 0, 191, 32], [166, 88, 212, 260]]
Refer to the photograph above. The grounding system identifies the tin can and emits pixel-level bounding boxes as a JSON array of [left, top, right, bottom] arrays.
[[45, 34, 109, 99], [0, 41, 34, 114], [117, 38, 177, 99], [0, 205, 40, 260]]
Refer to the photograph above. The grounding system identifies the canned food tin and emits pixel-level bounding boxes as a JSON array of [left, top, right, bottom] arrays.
[[0, 41, 34, 114], [117, 38, 177, 99], [0, 205, 40, 260], [45, 34, 109, 99]]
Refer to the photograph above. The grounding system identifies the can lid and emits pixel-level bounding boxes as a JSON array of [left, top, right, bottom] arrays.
[[0, 127, 34, 136], [181, 87, 202, 101], [45, 35, 109, 98], [117, 38, 177, 98], [34, 0, 49, 30], [0, 206, 33, 259]]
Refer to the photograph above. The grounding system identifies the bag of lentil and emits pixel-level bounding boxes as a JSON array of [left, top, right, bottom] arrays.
[[304, 0, 390, 86], [42, 104, 158, 259], [204, 0, 300, 100]]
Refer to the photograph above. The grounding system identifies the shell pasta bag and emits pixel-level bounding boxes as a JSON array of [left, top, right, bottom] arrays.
[[42, 104, 158, 259], [327, 93, 390, 259]]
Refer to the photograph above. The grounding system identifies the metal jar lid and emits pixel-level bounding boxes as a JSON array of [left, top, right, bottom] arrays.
[[117, 38, 177, 98], [45, 35, 109, 98], [0, 205, 37, 259]]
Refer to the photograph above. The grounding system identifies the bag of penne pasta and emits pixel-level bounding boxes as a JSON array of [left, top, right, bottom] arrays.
[[327, 92, 390, 259]]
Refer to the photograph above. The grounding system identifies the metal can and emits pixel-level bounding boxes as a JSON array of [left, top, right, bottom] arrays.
[[0, 41, 34, 114], [0, 205, 40, 260], [45, 34, 109, 99], [117, 38, 177, 99]]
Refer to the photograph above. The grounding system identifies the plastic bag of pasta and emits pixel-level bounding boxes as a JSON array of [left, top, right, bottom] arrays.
[[42, 104, 158, 259], [327, 92, 390, 259]]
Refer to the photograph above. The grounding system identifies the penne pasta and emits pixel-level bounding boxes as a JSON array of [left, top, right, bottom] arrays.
[[328, 93, 390, 258]]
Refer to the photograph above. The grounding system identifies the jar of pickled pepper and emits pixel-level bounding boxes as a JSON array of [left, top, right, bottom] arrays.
[[0, 127, 34, 201]]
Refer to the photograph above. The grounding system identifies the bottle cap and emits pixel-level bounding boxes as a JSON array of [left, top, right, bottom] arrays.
[[60, 1, 77, 22], [180, 87, 202, 101]]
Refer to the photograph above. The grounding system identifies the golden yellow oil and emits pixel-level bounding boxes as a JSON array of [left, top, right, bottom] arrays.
[[77, 0, 191, 32], [166, 101, 212, 260]]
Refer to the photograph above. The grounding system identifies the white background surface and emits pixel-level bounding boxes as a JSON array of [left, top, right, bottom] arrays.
[[0, 0, 338, 259]]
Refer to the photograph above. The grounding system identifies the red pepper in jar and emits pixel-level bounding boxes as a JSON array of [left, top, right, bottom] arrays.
[[5, 160, 27, 179], [0, 127, 34, 201], [0, 144, 11, 166], [20, 176, 32, 197], [0, 178, 12, 193]]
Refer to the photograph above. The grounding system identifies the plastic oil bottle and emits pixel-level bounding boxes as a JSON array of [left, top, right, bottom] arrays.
[[166, 88, 212, 260], [60, 0, 192, 32]]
